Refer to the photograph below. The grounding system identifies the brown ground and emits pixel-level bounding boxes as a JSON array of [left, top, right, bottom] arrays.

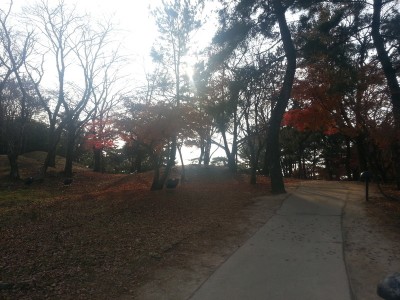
[[0, 154, 297, 299], [1, 154, 400, 299], [342, 182, 400, 300]]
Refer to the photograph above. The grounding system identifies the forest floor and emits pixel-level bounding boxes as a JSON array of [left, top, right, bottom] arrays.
[[0, 152, 400, 299]]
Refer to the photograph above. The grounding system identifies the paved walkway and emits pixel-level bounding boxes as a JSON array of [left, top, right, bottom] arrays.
[[189, 181, 353, 300]]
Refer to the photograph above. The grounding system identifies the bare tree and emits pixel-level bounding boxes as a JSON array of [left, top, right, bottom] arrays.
[[0, 0, 36, 179], [86, 52, 127, 173], [62, 20, 120, 178], [25, 0, 120, 178]]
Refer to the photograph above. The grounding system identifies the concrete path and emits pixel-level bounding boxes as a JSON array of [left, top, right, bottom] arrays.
[[189, 181, 353, 300]]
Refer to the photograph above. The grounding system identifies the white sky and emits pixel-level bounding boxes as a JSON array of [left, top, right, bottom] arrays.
[[3, 0, 217, 87], [4, 0, 158, 83]]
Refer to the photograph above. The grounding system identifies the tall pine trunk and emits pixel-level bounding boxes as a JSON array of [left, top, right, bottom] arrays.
[[266, 0, 297, 194], [371, 0, 400, 188]]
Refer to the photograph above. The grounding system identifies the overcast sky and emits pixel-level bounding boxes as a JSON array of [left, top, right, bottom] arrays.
[[2, 0, 217, 89]]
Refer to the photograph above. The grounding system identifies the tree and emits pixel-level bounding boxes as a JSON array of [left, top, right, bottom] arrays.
[[83, 57, 126, 173], [0, 1, 36, 179], [118, 102, 186, 190], [84, 119, 116, 173], [26, 0, 120, 178], [150, 0, 204, 189], [210, 0, 296, 193], [265, 0, 296, 193], [0, 78, 39, 179], [25, 0, 80, 175], [63, 22, 123, 177], [288, 2, 395, 181], [371, 0, 400, 187], [188, 62, 216, 166], [205, 64, 242, 173], [223, 63, 268, 184]]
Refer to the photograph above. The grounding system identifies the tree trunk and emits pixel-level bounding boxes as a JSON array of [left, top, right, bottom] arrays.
[[345, 137, 353, 180], [6, 122, 25, 180], [204, 135, 211, 166], [266, 0, 297, 194], [42, 126, 63, 175], [248, 140, 258, 184], [262, 146, 270, 176], [93, 147, 102, 172], [157, 162, 173, 190], [151, 166, 161, 191], [198, 140, 204, 165], [297, 154, 303, 179], [177, 144, 186, 183], [250, 162, 257, 185], [325, 157, 333, 180], [46, 127, 58, 169], [64, 130, 75, 178], [155, 139, 177, 189], [134, 151, 143, 173], [221, 130, 237, 173], [371, 0, 400, 188], [355, 134, 368, 172], [7, 152, 20, 180], [150, 153, 163, 191]]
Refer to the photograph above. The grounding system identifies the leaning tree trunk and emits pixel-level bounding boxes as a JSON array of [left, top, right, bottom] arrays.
[[371, 0, 400, 188], [221, 129, 237, 173], [266, 0, 297, 194], [177, 144, 186, 183]]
